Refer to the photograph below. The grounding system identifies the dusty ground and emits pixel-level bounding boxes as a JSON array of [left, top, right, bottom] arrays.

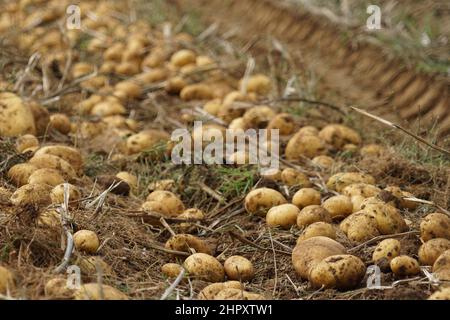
[[0, 0, 449, 300]]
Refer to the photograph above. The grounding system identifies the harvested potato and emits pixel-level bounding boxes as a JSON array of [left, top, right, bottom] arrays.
[[285, 133, 326, 160], [361, 203, 407, 235], [141, 200, 169, 216], [0, 92, 36, 136], [126, 129, 170, 154], [384, 186, 418, 210], [198, 281, 243, 300], [292, 188, 321, 209], [420, 213, 450, 242], [171, 49, 196, 67], [297, 205, 332, 228], [49, 114, 71, 134], [96, 175, 130, 196], [292, 236, 346, 279], [165, 76, 187, 95], [44, 277, 74, 298], [428, 287, 450, 300], [343, 183, 381, 198], [0, 187, 11, 203], [178, 208, 205, 230], [340, 211, 380, 243], [242, 105, 276, 129], [322, 195, 353, 219], [147, 179, 176, 192], [224, 256, 255, 281], [350, 195, 366, 213], [203, 99, 222, 116], [34, 145, 83, 172], [114, 81, 142, 100], [50, 183, 81, 205], [280, 168, 311, 187], [390, 256, 420, 277], [29, 154, 77, 180], [266, 204, 300, 229], [183, 253, 225, 282], [0, 266, 14, 294], [244, 188, 287, 216], [418, 238, 450, 266], [372, 239, 401, 270], [15, 134, 39, 153], [242, 74, 271, 95], [73, 230, 100, 254], [165, 234, 212, 255], [260, 168, 282, 182], [28, 168, 64, 187], [180, 84, 213, 101], [161, 263, 184, 278], [267, 113, 295, 135], [10, 183, 52, 207], [318, 124, 361, 149], [7, 163, 39, 186], [77, 256, 113, 276], [191, 124, 226, 146], [91, 99, 126, 117], [298, 222, 336, 242], [214, 288, 266, 300], [37, 210, 60, 228], [360, 144, 385, 157], [146, 190, 185, 217], [311, 155, 335, 169], [28, 101, 50, 136], [327, 172, 376, 192], [116, 171, 138, 190], [432, 249, 450, 275], [309, 254, 366, 290], [74, 283, 128, 300]]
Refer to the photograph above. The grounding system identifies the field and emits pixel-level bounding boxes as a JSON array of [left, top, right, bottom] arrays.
[[0, 0, 449, 300]]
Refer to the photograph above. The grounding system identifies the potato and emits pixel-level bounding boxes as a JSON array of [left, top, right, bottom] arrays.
[[28, 101, 50, 136], [147, 179, 175, 192], [318, 124, 361, 149], [77, 256, 113, 276], [49, 114, 71, 134], [165, 76, 187, 95], [80, 75, 107, 91], [0, 187, 11, 203], [242, 105, 276, 129], [74, 283, 128, 300], [390, 256, 420, 277], [179, 208, 204, 220], [7, 163, 39, 186], [37, 210, 60, 228], [292, 188, 321, 209], [161, 263, 184, 278], [242, 74, 271, 95], [267, 113, 295, 135], [73, 230, 100, 254], [91, 99, 126, 117], [360, 144, 385, 157], [196, 55, 215, 67], [114, 81, 142, 100], [183, 253, 225, 282], [432, 249, 450, 277], [44, 277, 74, 298], [165, 234, 212, 255], [28, 168, 65, 187], [180, 84, 214, 101], [126, 129, 170, 154], [311, 155, 335, 169], [298, 222, 336, 242], [297, 205, 332, 228], [141, 200, 169, 216], [418, 238, 450, 266], [171, 49, 196, 67], [372, 239, 401, 270], [0, 266, 14, 294], [71, 62, 94, 78], [298, 126, 319, 136], [198, 281, 243, 300], [428, 287, 450, 300], [266, 204, 300, 229], [292, 236, 346, 279], [146, 190, 184, 217], [342, 183, 381, 198], [203, 99, 222, 116], [327, 172, 376, 192], [285, 133, 326, 160], [15, 134, 39, 153], [309, 254, 366, 290], [340, 211, 380, 242], [116, 171, 138, 190], [420, 213, 450, 242], [191, 124, 226, 146], [29, 154, 77, 180], [361, 203, 407, 235], [10, 183, 52, 207], [115, 61, 140, 76], [224, 256, 255, 281], [214, 288, 266, 300], [0, 92, 36, 136], [350, 195, 366, 213], [280, 168, 311, 187], [260, 168, 282, 182], [322, 195, 353, 220], [34, 145, 83, 172], [384, 186, 418, 210], [244, 188, 287, 216]]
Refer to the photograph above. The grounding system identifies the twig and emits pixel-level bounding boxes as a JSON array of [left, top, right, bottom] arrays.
[[54, 183, 74, 273], [268, 228, 278, 297], [228, 231, 291, 256], [197, 182, 225, 203], [160, 268, 186, 300], [160, 217, 176, 237], [403, 197, 450, 217]]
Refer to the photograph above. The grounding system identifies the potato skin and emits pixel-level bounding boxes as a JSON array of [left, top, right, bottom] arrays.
[[432, 249, 450, 274], [266, 204, 300, 229], [280, 168, 311, 187], [292, 236, 346, 279], [428, 287, 450, 300], [165, 234, 212, 255], [309, 254, 366, 290], [10, 183, 52, 207], [244, 188, 287, 216], [342, 183, 381, 198], [183, 253, 225, 282], [420, 213, 450, 242], [28, 168, 65, 187], [73, 230, 100, 254], [146, 190, 185, 217], [0, 92, 36, 136], [7, 163, 39, 187], [34, 145, 83, 172], [29, 154, 77, 180], [285, 133, 326, 160], [50, 183, 81, 206], [318, 124, 361, 149], [340, 211, 380, 243], [372, 239, 401, 271], [327, 172, 375, 192], [44, 277, 74, 298], [198, 281, 242, 300], [390, 256, 420, 277], [292, 188, 321, 209], [297, 205, 332, 228], [298, 222, 336, 242], [361, 203, 407, 235], [161, 263, 184, 278], [418, 238, 450, 266], [224, 256, 255, 281], [322, 195, 353, 220]]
